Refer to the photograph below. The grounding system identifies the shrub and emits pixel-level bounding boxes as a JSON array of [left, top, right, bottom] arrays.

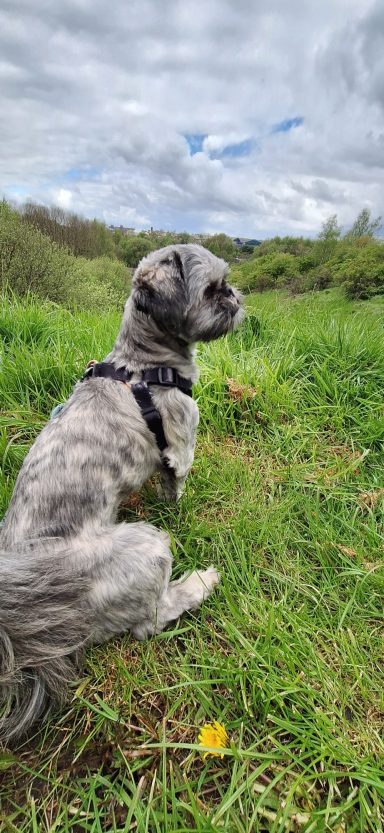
[[255, 236, 314, 258], [288, 274, 307, 294], [313, 267, 333, 291], [204, 234, 237, 260], [18, 201, 117, 259], [68, 256, 130, 310], [304, 266, 333, 292], [0, 200, 74, 303], [119, 236, 155, 267], [298, 253, 318, 273], [0, 201, 130, 310], [334, 243, 384, 299], [234, 252, 300, 292]]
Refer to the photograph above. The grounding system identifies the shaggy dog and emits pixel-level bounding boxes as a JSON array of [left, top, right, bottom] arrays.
[[0, 244, 243, 744]]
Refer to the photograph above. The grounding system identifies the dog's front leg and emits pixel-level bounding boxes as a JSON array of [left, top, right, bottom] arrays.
[[156, 397, 198, 502], [157, 438, 195, 502], [157, 465, 188, 502]]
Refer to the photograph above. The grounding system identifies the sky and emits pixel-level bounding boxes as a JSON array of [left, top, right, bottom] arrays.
[[1, 0, 383, 238]]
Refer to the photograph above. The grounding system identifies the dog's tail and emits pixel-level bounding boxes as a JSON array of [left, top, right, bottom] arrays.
[[0, 548, 92, 746]]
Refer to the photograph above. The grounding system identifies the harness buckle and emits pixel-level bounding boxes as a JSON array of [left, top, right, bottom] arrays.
[[158, 367, 176, 385]]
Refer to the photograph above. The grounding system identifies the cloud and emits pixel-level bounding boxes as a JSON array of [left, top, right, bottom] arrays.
[[55, 188, 72, 209], [0, 0, 383, 237]]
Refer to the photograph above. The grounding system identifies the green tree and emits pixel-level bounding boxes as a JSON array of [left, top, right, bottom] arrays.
[[334, 242, 384, 299], [119, 236, 155, 267], [319, 214, 341, 242], [0, 199, 130, 309], [0, 200, 73, 302], [345, 208, 382, 240], [177, 232, 192, 244], [314, 215, 341, 264], [204, 233, 236, 260], [19, 201, 117, 259]]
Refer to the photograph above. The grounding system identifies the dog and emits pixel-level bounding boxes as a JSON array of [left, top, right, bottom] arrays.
[[0, 244, 243, 745]]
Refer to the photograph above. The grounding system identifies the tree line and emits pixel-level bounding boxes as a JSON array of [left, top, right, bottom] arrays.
[[232, 210, 383, 300], [1, 197, 383, 306]]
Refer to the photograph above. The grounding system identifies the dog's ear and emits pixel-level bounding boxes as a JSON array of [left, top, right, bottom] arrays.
[[133, 250, 186, 333]]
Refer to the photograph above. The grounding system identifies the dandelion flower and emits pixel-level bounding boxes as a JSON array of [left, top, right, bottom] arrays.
[[198, 721, 228, 759]]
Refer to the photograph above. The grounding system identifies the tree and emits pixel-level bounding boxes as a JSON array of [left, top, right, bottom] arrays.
[[319, 214, 341, 242], [314, 214, 342, 264], [119, 235, 155, 267], [204, 233, 236, 260], [177, 232, 192, 244], [345, 208, 382, 240], [18, 200, 117, 259], [336, 243, 384, 299]]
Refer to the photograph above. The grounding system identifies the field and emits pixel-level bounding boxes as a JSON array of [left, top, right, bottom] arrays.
[[0, 288, 383, 832]]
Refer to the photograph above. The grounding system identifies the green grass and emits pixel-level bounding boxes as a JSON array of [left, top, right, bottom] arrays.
[[1, 288, 383, 832]]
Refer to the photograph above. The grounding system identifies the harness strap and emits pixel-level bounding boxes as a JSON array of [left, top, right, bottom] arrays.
[[82, 362, 192, 396], [82, 362, 133, 383], [81, 361, 193, 461], [142, 366, 192, 396], [129, 382, 168, 454]]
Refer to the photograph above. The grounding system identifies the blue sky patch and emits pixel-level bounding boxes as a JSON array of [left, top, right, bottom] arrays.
[[272, 116, 304, 134], [211, 138, 254, 159], [185, 134, 207, 155], [185, 134, 254, 159], [5, 185, 28, 197]]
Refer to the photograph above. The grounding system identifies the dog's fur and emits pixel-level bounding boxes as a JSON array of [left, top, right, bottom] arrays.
[[0, 244, 243, 745]]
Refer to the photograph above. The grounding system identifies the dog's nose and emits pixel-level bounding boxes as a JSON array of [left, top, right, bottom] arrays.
[[231, 288, 242, 305], [222, 284, 234, 299], [229, 295, 241, 312]]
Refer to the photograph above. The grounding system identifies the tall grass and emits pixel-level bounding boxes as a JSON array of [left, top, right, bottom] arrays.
[[1, 289, 383, 832]]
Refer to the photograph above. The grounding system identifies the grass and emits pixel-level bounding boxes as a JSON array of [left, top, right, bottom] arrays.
[[0, 288, 383, 832]]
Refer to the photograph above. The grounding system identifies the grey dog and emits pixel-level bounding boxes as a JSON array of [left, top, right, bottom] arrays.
[[0, 244, 243, 745]]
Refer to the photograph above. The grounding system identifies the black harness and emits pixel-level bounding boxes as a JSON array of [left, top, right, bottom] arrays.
[[82, 361, 193, 460]]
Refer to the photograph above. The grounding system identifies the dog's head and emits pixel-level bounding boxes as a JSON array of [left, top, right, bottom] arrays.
[[131, 244, 243, 343]]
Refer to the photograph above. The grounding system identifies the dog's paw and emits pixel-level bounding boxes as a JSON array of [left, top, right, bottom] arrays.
[[155, 481, 178, 503], [180, 565, 220, 607], [199, 565, 221, 596]]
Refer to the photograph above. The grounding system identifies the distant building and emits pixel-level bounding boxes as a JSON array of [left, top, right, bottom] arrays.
[[108, 225, 135, 236]]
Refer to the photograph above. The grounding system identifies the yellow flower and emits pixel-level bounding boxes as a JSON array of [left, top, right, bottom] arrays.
[[198, 721, 228, 759]]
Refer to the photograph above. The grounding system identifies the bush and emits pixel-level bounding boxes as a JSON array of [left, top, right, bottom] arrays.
[[234, 252, 300, 292], [312, 267, 333, 291], [233, 234, 384, 299], [288, 274, 307, 294], [0, 201, 130, 310], [303, 266, 333, 292], [204, 234, 237, 260], [119, 236, 155, 267], [19, 201, 117, 259], [0, 200, 74, 303], [68, 256, 130, 310], [255, 236, 314, 258], [298, 253, 318, 273], [333, 243, 384, 299]]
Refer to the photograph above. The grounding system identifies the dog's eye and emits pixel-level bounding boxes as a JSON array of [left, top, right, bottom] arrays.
[[204, 283, 219, 299], [221, 280, 234, 298]]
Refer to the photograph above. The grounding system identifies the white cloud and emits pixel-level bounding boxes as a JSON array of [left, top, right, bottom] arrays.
[[55, 188, 72, 209], [0, 0, 382, 236]]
